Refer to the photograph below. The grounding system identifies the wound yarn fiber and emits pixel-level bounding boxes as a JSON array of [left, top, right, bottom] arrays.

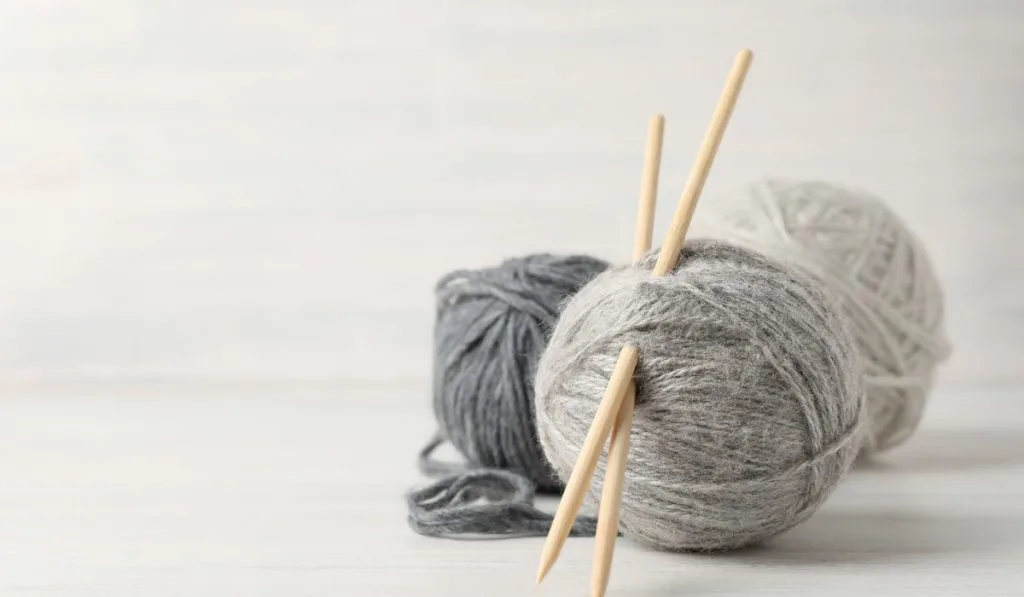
[[535, 239, 866, 551], [428, 253, 609, 492], [697, 180, 951, 454]]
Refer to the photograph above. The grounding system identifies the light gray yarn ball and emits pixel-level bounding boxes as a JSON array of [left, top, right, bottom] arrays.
[[697, 180, 951, 454], [535, 239, 866, 552]]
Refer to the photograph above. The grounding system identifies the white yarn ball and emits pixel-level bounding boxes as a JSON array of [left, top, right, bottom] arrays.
[[698, 179, 951, 454]]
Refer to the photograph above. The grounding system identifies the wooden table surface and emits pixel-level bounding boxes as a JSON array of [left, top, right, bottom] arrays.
[[2, 2, 1022, 595], [3, 381, 1022, 596]]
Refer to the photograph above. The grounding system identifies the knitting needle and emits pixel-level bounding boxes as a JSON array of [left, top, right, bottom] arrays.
[[536, 49, 753, 586], [591, 114, 664, 597], [631, 115, 665, 262]]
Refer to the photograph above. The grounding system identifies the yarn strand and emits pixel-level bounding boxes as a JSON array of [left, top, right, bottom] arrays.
[[406, 468, 600, 539]]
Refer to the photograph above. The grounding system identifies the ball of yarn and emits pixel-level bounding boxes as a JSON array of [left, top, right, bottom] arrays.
[[697, 180, 951, 453], [432, 253, 609, 492], [535, 239, 865, 551]]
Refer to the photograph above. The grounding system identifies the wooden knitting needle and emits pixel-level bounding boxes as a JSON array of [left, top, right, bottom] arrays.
[[631, 115, 665, 262], [536, 49, 753, 586], [591, 114, 664, 597]]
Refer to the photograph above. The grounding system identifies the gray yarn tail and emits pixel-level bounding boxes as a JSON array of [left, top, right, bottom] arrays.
[[417, 432, 470, 478], [406, 469, 599, 539], [408, 434, 600, 539]]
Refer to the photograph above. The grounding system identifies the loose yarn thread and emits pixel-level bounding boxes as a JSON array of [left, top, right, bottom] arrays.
[[407, 458, 599, 539], [697, 179, 951, 453]]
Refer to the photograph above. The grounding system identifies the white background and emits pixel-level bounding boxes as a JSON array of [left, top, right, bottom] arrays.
[[1, 0, 1021, 385], [2, 2, 1022, 596]]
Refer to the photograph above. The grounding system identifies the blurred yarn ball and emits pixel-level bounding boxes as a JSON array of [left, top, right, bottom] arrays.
[[430, 253, 609, 491], [536, 240, 865, 551], [698, 179, 951, 453]]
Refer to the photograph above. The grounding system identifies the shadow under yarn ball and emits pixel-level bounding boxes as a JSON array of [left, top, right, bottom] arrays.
[[535, 239, 866, 552], [698, 179, 951, 454], [432, 253, 609, 492]]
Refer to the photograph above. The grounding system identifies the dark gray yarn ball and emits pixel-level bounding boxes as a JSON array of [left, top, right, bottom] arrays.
[[431, 253, 609, 492], [536, 239, 867, 551]]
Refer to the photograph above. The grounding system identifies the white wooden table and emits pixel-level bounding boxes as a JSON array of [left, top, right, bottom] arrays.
[[3, 381, 1022, 596]]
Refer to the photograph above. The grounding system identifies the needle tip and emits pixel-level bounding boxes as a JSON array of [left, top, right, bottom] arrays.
[[536, 561, 551, 586]]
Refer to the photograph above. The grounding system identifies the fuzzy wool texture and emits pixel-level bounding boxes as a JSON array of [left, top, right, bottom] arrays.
[[428, 253, 609, 492], [697, 179, 951, 454], [406, 452, 599, 539], [535, 239, 867, 552]]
